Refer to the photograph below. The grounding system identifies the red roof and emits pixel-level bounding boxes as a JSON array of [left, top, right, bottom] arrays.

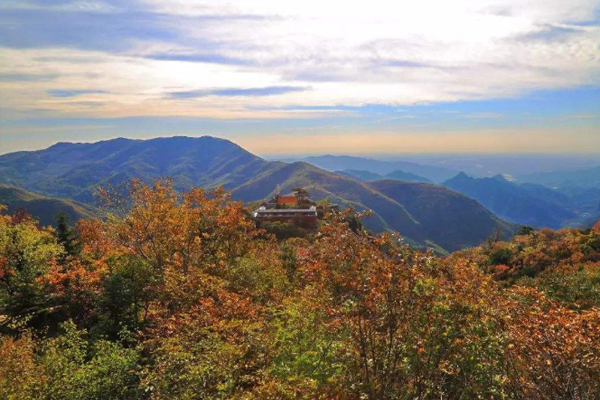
[[277, 195, 298, 206]]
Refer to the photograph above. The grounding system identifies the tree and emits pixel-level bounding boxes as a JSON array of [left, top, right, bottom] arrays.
[[0, 207, 62, 325], [3, 182, 600, 399], [56, 212, 80, 260], [292, 187, 310, 205]]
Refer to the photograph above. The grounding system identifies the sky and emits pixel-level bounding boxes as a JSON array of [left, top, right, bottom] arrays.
[[0, 0, 599, 156]]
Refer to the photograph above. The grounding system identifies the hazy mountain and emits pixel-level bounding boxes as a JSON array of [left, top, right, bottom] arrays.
[[337, 169, 433, 183], [563, 186, 600, 215], [336, 169, 383, 181], [0, 136, 514, 252], [0, 185, 97, 227], [385, 170, 433, 183], [519, 166, 600, 189], [388, 154, 600, 178], [443, 172, 577, 229], [297, 155, 458, 182]]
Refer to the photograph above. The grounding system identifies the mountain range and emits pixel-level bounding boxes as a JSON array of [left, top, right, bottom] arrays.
[[443, 172, 592, 229], [290, 156, 600, 230], [286, 155, 459, 182], [0, 136, 515, 252], [337, 169, 433, 183], [519, 166, 600, 189]]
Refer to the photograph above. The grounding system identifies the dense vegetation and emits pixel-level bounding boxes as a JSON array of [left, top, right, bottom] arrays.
[[1, 180, 599, 399]]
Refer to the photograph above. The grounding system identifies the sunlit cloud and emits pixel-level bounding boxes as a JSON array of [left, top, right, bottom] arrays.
[[0, 0, 598, 153]]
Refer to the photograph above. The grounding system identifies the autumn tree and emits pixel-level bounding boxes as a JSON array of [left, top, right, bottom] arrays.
[[1, 185, 600, 399]]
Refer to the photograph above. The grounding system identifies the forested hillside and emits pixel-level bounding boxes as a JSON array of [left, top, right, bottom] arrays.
[[0, 185, 96, 227], [1, 181, 599, 399]]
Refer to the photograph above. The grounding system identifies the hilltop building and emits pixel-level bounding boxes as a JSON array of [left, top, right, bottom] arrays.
[[253, 205, 318, 229], [254, 189, 318, 229]]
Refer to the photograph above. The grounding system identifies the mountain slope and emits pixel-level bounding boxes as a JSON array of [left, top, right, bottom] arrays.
[[443, 173, 577, 228], [336, 169, 383, 181], [0, 185, 97, 226], [233, 163, 516, 252], [338, 169, 432, 184], [369, 180, 516, 251], [0, 136, 278, 203], [385, 170, 433, 183], [299, 155, 458, 182], [0, 136, 513, 251], [232, 162, 426, 242]]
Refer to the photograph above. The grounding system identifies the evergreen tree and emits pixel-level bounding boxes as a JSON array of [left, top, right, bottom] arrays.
[[56, 212, 80, 259]]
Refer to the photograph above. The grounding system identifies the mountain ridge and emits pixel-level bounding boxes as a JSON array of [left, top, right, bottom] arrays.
[[0, 136, 515, 252], [443, 172, 577, 228], [292, 155, 459, 182], [337, 169, 433, 183]]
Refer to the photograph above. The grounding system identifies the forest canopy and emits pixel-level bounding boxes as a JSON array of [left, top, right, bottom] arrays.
[[1, 180, 599, 400]]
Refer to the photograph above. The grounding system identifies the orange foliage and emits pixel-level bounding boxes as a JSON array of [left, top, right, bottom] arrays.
[[2, 183, 600, 399]]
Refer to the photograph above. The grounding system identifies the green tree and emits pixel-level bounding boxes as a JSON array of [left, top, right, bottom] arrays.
[[0, 209, 62, 324], [56, 212, 81, 260]]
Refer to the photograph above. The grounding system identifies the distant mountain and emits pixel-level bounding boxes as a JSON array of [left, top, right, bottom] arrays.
[[519, 166, 600, 189], [232, 163, 514, 252], [0, 185, 96, 227], [298, 155, 458, 182], [338, 169, 432, 184], [369, 180, 515, 251], [385, 170, 432, 184], [336, 169, 383, 181], [0, 136, 513, 252], [443, 172, 577, 229], [0, 136, 279, 203], [517, 167, 600, 224], [563, 186, 600, 216]]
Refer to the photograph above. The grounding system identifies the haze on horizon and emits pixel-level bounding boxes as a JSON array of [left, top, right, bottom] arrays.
[[0, 0, 599, 155]]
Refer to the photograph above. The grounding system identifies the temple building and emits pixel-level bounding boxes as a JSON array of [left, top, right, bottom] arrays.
[[254, 189, 318, 229], [253, 206, 318, 228]]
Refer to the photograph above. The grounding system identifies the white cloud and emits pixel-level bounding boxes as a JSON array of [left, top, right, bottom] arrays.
[[0, 0, 599, 119], [0, 0, 120, 13]]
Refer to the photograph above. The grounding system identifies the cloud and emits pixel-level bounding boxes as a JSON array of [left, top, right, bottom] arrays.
[[47, 89, 107, 98], [381, 60, 435, 69], [0, 0, 121, 14], [0, 73, 59, 82], [461, 112, 505, 120], [145, 53, 252, 66], [169, 86, 309, 99], [0, 0, 598, 122], [514, 24, 583, 43]]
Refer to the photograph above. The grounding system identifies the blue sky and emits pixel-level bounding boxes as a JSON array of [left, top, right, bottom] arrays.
[[0, 0, 599, 155]]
